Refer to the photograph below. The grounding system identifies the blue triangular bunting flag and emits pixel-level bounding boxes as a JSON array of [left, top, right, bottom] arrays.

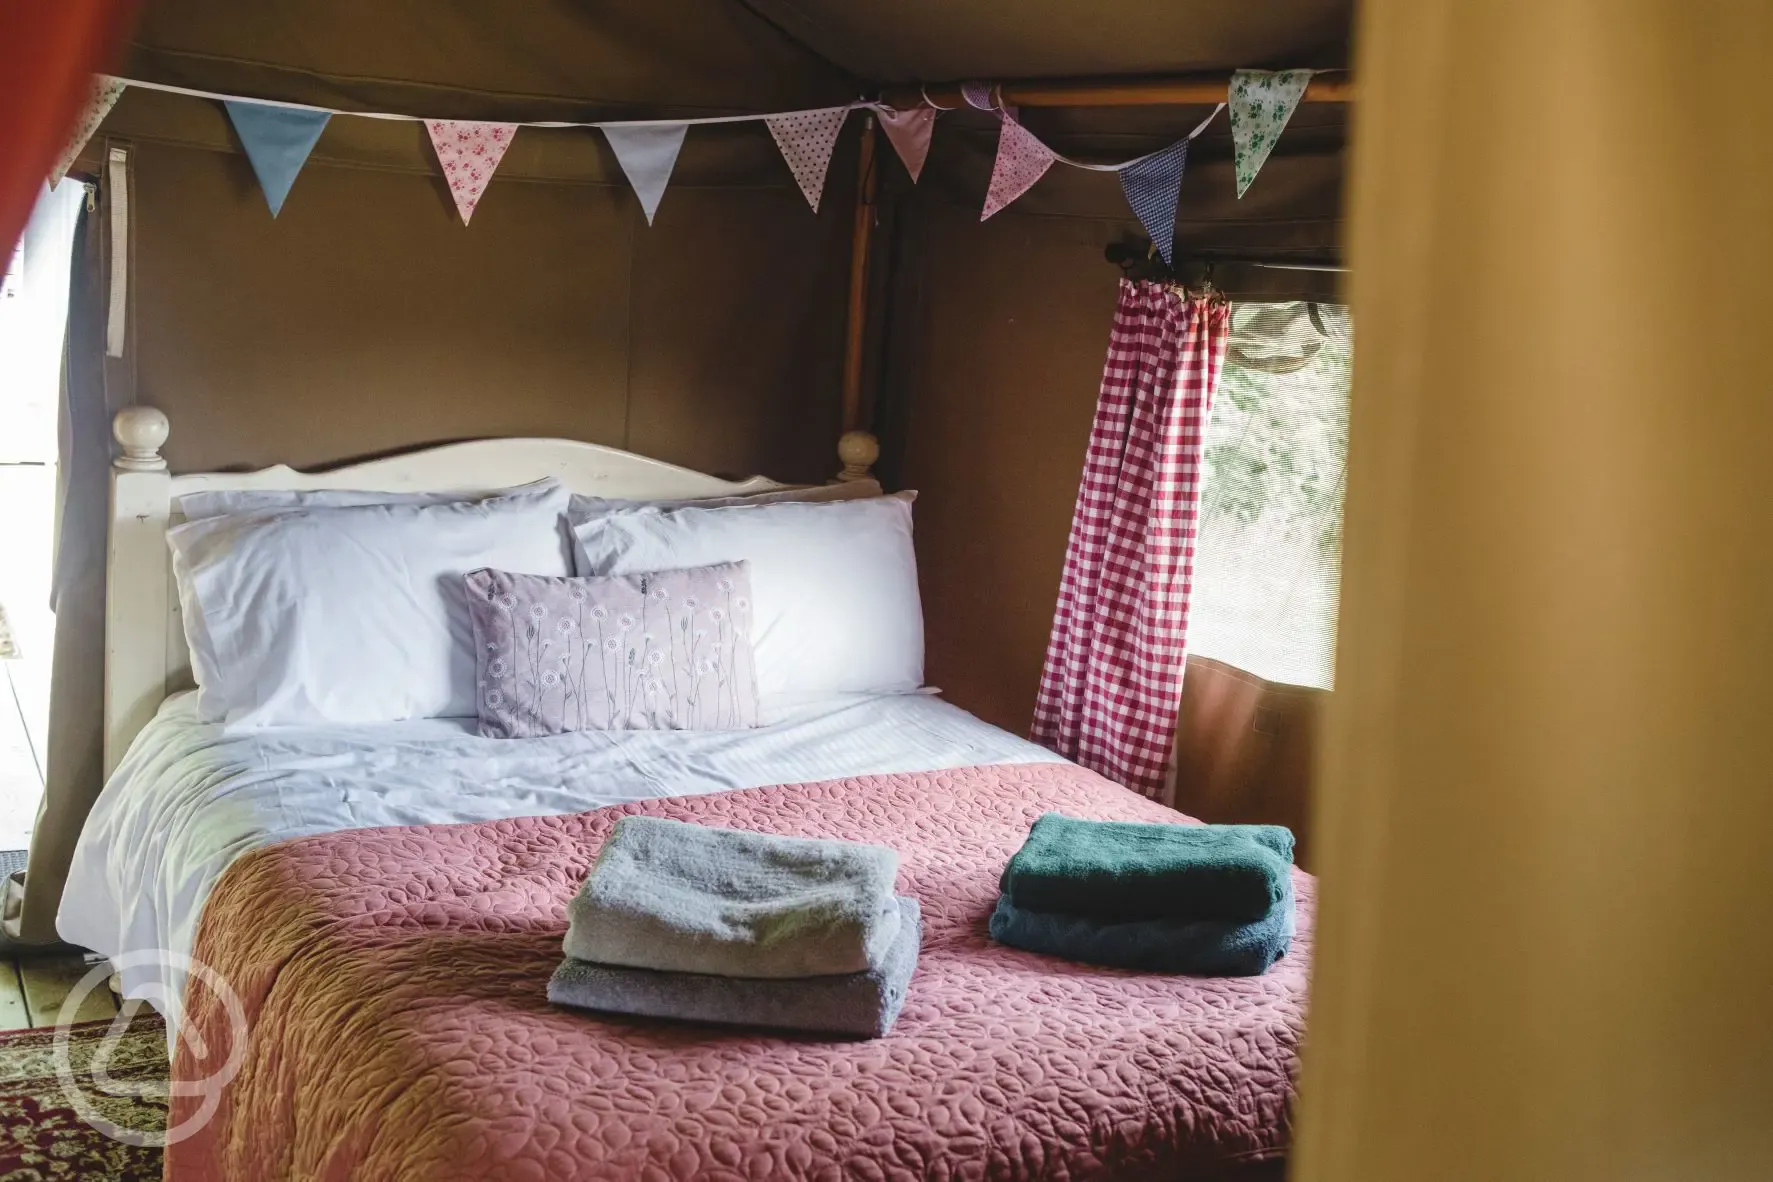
[[1119, 138, 1189, 264], [224, 101, 331, 216], [601, 123, 688, 225]]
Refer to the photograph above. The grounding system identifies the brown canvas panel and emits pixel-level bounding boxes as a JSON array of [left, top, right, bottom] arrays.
[[741, 0, 1352, 82], [133, 139, 634, 472], [1171, 657, 1321, 866], [125, 0, 856, 114], [127, 134, 851, 479], [880, 202, 1124, 733], [626, 177, 854, 484]]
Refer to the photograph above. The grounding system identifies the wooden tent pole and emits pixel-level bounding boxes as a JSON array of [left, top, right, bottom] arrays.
[[880, 72, 1352, 111], [834, 112, 880, 483]]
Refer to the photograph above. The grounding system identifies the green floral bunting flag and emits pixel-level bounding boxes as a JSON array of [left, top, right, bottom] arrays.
[[1229, 70, 1312, 198]]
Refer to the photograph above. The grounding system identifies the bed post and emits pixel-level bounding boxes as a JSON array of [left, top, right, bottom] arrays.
[[835, 113, 880, 484], [105, 406, 172, 778]]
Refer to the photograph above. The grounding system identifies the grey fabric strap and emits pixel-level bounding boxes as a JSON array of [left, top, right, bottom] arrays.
[[105, 146, 128, 358]]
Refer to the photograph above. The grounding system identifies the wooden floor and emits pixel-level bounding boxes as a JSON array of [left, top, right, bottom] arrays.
[[0, 952, 123, 1030]]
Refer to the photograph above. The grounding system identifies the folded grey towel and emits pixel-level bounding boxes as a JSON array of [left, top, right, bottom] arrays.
[[564, 815, 902, 978], [549, 897, 922, 1038]]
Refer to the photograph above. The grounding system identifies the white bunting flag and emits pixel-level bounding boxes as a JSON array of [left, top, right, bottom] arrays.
[[424, 119, 518, 224], [601, 123, 688, 225], [50, 76, 126, 188], [1229, 70, 1312, 198], [765, 107, 850, 212]]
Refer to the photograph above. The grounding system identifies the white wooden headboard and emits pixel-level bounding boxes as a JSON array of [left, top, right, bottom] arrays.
[[103, 406, 881, 776]]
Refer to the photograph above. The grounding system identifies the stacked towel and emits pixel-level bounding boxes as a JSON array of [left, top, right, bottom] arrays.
[[990, 813, 1296, 976], [553, 816, 918, 1037], [564, 815, 904, 976], [551, 898, 921, 1037]]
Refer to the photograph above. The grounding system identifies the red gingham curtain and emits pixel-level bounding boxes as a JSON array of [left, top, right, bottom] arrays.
[[1030, 279, 1230, 800]]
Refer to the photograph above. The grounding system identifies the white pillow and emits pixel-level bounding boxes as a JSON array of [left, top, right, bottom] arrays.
[[174, 484, 559, 719], [573, 494, 923, 712], [169, 481, 573, 726], [177, 480, 555, 520], [566, 478, 885, 526]]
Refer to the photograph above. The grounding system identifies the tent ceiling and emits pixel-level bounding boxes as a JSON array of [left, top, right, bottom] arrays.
[[124, 0, 1354, 113], [745, 0, 1354, 85], [124, 0, 857, 116]]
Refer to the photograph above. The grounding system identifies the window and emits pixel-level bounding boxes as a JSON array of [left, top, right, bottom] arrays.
[[1187, 301, 1351, 690], [1, 239, 22, 300]]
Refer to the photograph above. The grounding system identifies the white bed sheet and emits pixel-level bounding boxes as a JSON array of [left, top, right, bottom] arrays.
[[59, 689, 1059, 1042]]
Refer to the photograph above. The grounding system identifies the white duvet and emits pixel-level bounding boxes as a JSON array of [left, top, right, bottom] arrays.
[[59, 690, 1059, 1037]]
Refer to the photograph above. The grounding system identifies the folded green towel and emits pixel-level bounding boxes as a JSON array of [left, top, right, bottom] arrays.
[[989, 881, 1294, 976], [999, 814, 1294, 923]]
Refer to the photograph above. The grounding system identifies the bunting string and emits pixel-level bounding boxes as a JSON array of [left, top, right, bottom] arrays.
[[102, 73, 869, 129], [55, 70, 1315, 227]]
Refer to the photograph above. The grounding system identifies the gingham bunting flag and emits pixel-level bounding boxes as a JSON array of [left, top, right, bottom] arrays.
[[424, 119, 518, 224], [224, 101, 331, 217], [601, 123, 688, 225], [981, 114, 1056, 221], [1118, 138, 1189, 264], [765, 107, 850, 212], [50, 76, 126, 188], [1229, 69, 1311, 198], [876, 106, 935, 182]]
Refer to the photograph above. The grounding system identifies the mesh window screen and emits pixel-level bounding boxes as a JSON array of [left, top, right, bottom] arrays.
[[1187, 301, 1351, 689]]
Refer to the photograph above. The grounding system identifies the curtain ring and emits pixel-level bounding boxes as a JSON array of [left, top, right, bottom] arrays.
[[920, 84, 958, 112]]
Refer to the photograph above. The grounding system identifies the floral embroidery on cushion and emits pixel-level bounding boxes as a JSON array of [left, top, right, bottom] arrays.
[[464, 563, 760, 738]]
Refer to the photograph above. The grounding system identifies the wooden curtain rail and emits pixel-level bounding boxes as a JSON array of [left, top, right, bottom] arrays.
[[879, 72, 1353, 111]]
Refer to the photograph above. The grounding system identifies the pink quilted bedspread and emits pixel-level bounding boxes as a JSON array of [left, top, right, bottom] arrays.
[[169, 762, 1311, 1181]]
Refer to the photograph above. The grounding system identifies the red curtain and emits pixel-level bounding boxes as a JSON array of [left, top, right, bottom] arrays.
[[0, 1, 138, 256], [1031, 279, 1231, 800]]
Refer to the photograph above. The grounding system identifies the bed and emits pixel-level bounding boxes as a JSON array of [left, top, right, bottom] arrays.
[[62, 407, 1309, 1179]]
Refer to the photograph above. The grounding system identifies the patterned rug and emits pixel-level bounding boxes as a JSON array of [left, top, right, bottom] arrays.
[[0, 1012, 166, 1180]]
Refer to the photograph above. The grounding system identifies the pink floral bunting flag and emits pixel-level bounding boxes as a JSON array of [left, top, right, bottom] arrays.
[[50, 76, 127, 189], [424, 119, 518, 224], [765, 107, 850, 212], [877, 106, 935, 182], [981, 114, 1056, 221]]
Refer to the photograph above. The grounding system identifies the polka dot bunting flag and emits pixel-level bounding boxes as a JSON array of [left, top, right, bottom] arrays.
[[981, 114, 1057, 221], [764, 107, 851, 213]]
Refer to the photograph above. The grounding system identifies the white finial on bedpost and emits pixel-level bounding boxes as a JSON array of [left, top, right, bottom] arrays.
[[105, 406, 174, 779], [834, 430, 879, 484], [113, 406, 170, 472]]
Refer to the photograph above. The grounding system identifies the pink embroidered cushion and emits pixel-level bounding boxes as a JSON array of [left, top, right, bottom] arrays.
[[464, 563, 759, 738]]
